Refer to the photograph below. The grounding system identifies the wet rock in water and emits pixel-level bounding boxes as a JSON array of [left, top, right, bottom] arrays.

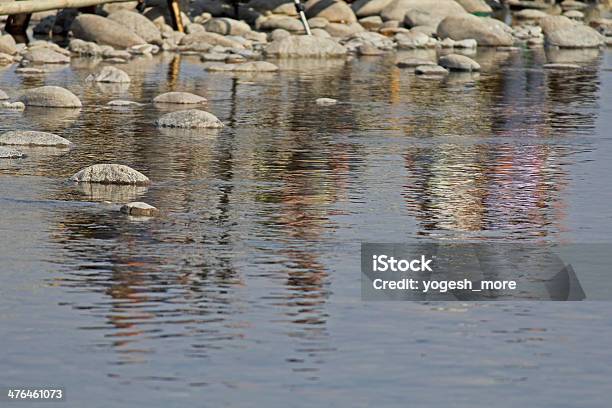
[[0, 52, 15, 64], [540, 16, 604, 48], [305, 0, 357, 24], [0, 147, 25, 159], [69, 39, 103, 56], [415, 65, 449, 75], [86, 66, 131, 83], [204, 63, 237, 72], [383, 0, 466, 25], [201, 52, 229, 62], [108, 10, 162, 44], [437, 14, 514, 46], [21, 47, 71, 65], [345, 31, 395, 50], [19, 86, 82, 108], [226, 54, 247, 64], [228, 61, 279, 72], [204, 18, 252, 36], [358, 43, 384, 55], [120, 202, 160, 217], [352, 0, 394, 17], [543, 63, 581, 70], [71, 164, 151, 185], [0, 130, 73, 147], [395, 31, 435, 49], [153, 92, 207, 104], [396, 57, 435, 68], [15, 67, 48, 75], [265, 35, 347, 57], [0, 89, 8, 100], [180, 32, 246, 49], [438, 54, 480, 71], [129, 44, 160, 56], [156, 109, 224, 129], [107, 100, 143, 106], [0, 34, 17, 55], [316, 97, 338, 106], [71, 14, 146, 49]]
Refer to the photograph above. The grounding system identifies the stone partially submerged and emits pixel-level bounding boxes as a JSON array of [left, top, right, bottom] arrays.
[[437, 14, 514, 46], [156, 109, 224, 129], [0, 130, 73, 147], [120, 202, 160, 217], [71, 164, 151, 185], [86, 66, 131, 83], [0, 89, 9, 100], [438, 54, 481, 71], [0, 147, 25, 159], [540, 16, 604, 48], [19, 86, 82, 108], [153, 92, 207, 104], [265, 35, 347, 57]]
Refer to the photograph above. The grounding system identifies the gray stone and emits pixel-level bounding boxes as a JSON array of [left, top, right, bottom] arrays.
[[108, 10, 162, 44], [265, 35, 347, 57], [438, 53, 480, 71], [325, 22, 365, 37], [352, 0, 394, 17], [204, 18, 252, 36], [0, 147, 24, 159], [229, 61, 280, 72], [455, 0, 491, 14], [71, 14, 146, 49], [156, 109, 224, 128], [269, 28, 293, 41], [316, 97, 338, 105], [153, 92, 207, 104], [437, 14, 514, 46], [0, 130, 73, 147], [120, 201, 160, 217], [515, 9, 549, 20], [107, 100, 143, 106], [258, 16, 306, 32], [15, 67, 48, 75], [0, 89, 8, 100], [179, 32, 246, 49], [247, 0, 298, 16], [308, 17, 330, 29], [19, 86, 82, 108], [543, 18, 604, 48], [0, 34, 17, 55], [381, 0, 466, 24], [0, 101, 25, 110], [71, 164, 151, 185], [396, 57, 436, 67], [305, 0, 357, 24], [414, 65, 449, 75], [21, 48, 71, 64], [86, 66, 131, 83], [69, 39, 103, 56], [359, 16, 384, 30], [358, 43, 384, 55], [396, 31, 434, 49]]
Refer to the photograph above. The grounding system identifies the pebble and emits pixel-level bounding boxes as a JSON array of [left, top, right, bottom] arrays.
[[71, 164, 151, 185], [120, 202, 160, 217], [156, 109, 224, 129], [0, 130, 73, 147]]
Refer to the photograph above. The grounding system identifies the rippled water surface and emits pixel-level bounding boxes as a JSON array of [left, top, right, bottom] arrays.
[[1, 48, 612, 407]]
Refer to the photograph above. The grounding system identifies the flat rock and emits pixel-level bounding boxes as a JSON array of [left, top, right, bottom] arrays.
[[352, 0, 394, 17], [69, 39, 103, 56], [382, 0, 466, 25], [120, 201, 160, 217], [358, 44, 384, 55], [415, 65, 449, 75], [107, 100, 143, 106], [71, 14, 146, 49], [265, 35, 347, 57], [204, 18, 252, 36], [0, 130, 73, 147], [316, 97, 338, 105], [86, 66, 131, 83], [396, 57, 436, 67], [108, 10, 162, 44], [437, 14, 514, 46], [19, 86, 82, 108], [180, 32, 246, 49], [0, 147, 25, 159], [22, 48, 70, 64], [71, 164, 151, 185], [228, 61, 279, 72], [305, 0, 357, 24], [0, 101, 25, 110], [546, 24, 604, 48], [153, 92, 207, 104], [0, 89, 8, 100], [438, 54, 481, 71], [543, 63, 581, 70], [156, 109, 224, 129]]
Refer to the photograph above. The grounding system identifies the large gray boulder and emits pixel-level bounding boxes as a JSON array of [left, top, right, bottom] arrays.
[[0, 130, 73, 147], [381, 0, 465, 23], [0, 34, 17, 55], [351, 0, 394, 17], [265, 35, 347, 57], [437, 14, 514, 46], [540, 16, 604, 48], [19, 86, 82, 108], [305, 0, 357, 24], [156, 109, 225, 128], [108, 10, 162, 44], [71, 164, 151, 185], [71, 14, 146, 49]]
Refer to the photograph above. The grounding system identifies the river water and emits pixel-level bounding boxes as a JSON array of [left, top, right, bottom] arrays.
[[1, 47, 611, 407]]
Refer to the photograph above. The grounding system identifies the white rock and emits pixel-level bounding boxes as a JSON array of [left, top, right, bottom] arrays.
[[153, 92, 207, 104], [1, 101, 25, 111], [86, 66, 131, 83], [120, 201, 159, 217], [415, 65, 449, 75], [156, 109, 224, 129], [0, 130, 73, 147], [107, 100, 143, 106], [316, 97, 338, 106], [71, 164, 151, 185], [0, 147, 25, 159]]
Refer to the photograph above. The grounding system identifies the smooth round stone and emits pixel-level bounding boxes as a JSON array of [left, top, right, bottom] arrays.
[[0, 130, 73, 147], [543, 63, 581, 70], [86, 66, 131, 83], [316, 97, 338, 106], [153, 92, 207, 104], [156, 109, 224, 129], [396, 58, 436, 68], [0, 89, 8, 100], [0, 147, 24, 159], [107, 100, 143, 106], [19, 86, 82, 108], [438, 54, 481, 72], [71, 164, 151, 185], [415, 65, 449, 75], [1, 101, 25, 110], [201, 52, 228, 62], [120, 202, 159, 217]]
